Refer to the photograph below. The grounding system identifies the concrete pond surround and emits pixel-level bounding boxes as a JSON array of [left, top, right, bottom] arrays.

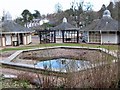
[[0, 46, 118, 74]]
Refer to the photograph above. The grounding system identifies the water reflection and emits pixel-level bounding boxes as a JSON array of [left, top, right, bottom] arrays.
[[35, 58, 90, 73]]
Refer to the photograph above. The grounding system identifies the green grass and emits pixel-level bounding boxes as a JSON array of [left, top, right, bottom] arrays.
[[1, 78, 35, 88], [0, 43, 119, 52]]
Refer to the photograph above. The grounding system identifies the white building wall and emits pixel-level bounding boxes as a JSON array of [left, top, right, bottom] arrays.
[[29, 35, 32, 43], [2, 37, 6, 46], [12, 36, 17, 41], [27, 35, 30, 44], [13, 33, 32, 45], [23, 36, 27, 45], [102, 33, 117, 44], [87, 32, 89, 43]]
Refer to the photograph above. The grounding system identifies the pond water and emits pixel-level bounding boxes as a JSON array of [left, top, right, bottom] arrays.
[[35, 58, 90, 73]]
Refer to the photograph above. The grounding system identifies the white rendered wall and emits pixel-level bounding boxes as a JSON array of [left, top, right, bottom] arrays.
[[102, 33, 117, 44], [2, 37, 5, 46], [23, 36, 27, 45], [27, 35, 30, 44], [29, 35, 32, 43], [12, 36, 17, 41]]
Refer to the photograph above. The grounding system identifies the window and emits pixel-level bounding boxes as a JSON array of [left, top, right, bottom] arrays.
[[89, 31, 101, 43]]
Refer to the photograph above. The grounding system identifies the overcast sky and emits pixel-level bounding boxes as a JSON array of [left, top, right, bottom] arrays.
[[0, 0, 116, 19]]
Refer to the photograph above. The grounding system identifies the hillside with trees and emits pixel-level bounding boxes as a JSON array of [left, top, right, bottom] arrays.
[[46, 1, 119, 28], [15, 1, 120, 29]]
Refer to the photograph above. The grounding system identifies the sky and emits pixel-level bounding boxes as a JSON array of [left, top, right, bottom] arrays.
[[0, 0, 118, 20]]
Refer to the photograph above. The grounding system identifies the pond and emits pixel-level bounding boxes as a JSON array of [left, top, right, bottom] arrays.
[[35, 58, 90, 73], [11, 47, 116, 74]]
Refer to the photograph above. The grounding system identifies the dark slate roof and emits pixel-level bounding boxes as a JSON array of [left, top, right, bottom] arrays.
[[83, 10, 119, 31], [52, 22, 76, 30], [83, 17, 118, 31], [0, 21, 32, 33], [30, 25, 42, 30]]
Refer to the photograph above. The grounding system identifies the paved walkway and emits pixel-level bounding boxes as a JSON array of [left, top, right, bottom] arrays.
[[3, 50, 23, 62]]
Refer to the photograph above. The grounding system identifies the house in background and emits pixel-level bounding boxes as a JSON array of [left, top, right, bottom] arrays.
[[0, 12, 32, 47], [83, 9, 119, 44]]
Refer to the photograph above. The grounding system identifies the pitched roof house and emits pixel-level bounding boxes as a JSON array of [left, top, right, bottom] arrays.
[[83, 10, 119, 44], [51, 17, 79, 43], [0, 13, 32, 47]]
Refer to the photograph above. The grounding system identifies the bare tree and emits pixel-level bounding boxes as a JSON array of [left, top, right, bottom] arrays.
[[55, 2, 63, 13]]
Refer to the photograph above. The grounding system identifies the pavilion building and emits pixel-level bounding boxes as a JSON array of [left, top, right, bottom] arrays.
[[0, 12, 32, 47], [83, 9, 119, 44]]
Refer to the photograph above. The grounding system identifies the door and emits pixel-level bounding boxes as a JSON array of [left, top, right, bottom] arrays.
[[6, 35, 12, 45], [19, 33, 23, 44]]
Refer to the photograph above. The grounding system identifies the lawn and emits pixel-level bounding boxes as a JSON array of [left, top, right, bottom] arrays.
[[0, 43, 119, 52]]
